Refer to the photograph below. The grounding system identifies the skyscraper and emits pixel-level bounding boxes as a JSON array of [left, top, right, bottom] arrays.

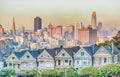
[[12, 17, 16, 35], [91, 11, 97, 29], [34, 17, 42, 32]]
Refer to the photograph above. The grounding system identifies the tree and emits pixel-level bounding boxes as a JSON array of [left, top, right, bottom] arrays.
[[65, 67, 78, 77], [58, 67, 78, 77], [113, 31, 120, 49], [98, 40, 112, 47], [23, 69, 40, 77], [79, 66, 99, 77], [99, 64, 120, 77], [0, 67, 16, 77], [41, 69, 57, 77]]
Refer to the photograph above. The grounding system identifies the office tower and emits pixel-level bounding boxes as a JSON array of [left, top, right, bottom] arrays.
[[34, 17, 42, 32], [0, 24, 4, 34], [78, 26, 97, 45], [12, 17, 16, 35], [75, 22, 80, 40], [91, 11, 97, 29]]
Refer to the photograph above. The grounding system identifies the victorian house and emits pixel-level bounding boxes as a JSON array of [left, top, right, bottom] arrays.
[[74, 45, 99, 70], [37, 49, 55, 71], [55, 46, 80, 69], [94, 44, 120, 68]]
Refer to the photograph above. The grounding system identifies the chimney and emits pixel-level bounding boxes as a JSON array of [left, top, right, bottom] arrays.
[[60, 45, 63, 49]]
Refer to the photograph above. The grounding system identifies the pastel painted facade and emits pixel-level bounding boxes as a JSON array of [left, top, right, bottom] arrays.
[[55, 48, 74, 69], [74, 45, 99, 70], [5, 44, 120, 72], [74, 48, 92, 70], [94, 44, 120, 68], [20, 51, 37, 71], [6, 52, 21, 72], [37, 49, 55, 71]]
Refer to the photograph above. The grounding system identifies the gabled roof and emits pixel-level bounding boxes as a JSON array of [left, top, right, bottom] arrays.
[[29, 49, 44, 59], [72, 46, 80, 53], [64, 48, 74, 57], [83, 45, 99, 56], [14, 51, 26, 59], [103, 44, 120, 55], [46, 49, 56, 58]]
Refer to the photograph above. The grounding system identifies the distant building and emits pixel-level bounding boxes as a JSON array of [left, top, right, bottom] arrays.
[[66, 25, 74, 38], [0, 24, 4, 35], [91, 11, 97, 29], [48, 25, 62, 38], [12, 17, 16, 35], [75, 22, 80, 40], [34, 17, 42, 32], [78, 26, 97, 45]]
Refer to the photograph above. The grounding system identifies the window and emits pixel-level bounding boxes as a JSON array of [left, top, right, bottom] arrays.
[[58, 60, 61, 65], [12, 57, 15, 60], [62, 53, 65, 56], [104, 58, 107, 63], [18, 64, 20, 69], [65, 60, 68, 63], [13, 64, 15, 68], [83, 61, 87, 65], [77, 60, 79, 65], [81, 52, 84, 56], [27, 55, 29, 58], [69, 60, 71, 65], [9, 63, 12, 66], [40, 61, 43, 64]]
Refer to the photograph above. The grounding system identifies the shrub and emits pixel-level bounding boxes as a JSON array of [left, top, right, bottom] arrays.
[[79, 66, 99, 77], [99, 64, 120, 77]]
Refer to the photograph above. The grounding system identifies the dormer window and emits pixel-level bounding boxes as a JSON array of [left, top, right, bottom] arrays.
[[12, 57, 15, 60], [62, 53, 65, 56], [27, 55, 29, 58]]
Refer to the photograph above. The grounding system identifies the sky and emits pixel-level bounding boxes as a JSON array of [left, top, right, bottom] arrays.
[[0, 0, 120, 30]]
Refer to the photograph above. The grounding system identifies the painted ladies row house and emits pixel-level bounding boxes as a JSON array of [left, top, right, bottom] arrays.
[[5, 44, 120, 72]]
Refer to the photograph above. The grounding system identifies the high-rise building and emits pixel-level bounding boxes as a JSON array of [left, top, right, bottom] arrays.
[[34, 17, 42, 32], [74, 22, 80, 40], [0, 24, 4, 34], [91, 11, 97, 29], [78, 26, 97, 45], [12, 17, 16, 35]]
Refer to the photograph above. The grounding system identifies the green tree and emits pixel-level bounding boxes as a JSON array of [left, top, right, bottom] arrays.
[[113, 31, 120, 49], [99, 64, 120, 77], [23, 69, 40, 77], [66, 67, 78, 77], [98, 40, 112, 47], [41, 69, 57, 77], [58, 67, 78, 77], [0, 67, 16, 77], [79, 66, 99, 77]]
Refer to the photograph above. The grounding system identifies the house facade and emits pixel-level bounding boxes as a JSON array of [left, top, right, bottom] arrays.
[[55, 48, 73, 69], [6, 52, 21, 72], [20, 51, 37, 71], [94, 44, 120, 68], [37, 49, 55, 71], [74, 45, 99, 70], [5, 44, 120, 72]]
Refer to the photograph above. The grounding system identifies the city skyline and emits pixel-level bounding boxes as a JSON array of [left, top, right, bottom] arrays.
[[0, 0, 120, 30]]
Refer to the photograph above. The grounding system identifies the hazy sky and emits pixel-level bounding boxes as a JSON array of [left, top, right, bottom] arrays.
[[0, 0, 120, 30]]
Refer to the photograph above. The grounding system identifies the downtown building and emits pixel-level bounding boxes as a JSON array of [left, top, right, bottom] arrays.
[[34, 17, 42, 32]]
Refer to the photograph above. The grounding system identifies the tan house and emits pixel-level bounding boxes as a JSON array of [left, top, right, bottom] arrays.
[[37, 49, 55, 71]]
